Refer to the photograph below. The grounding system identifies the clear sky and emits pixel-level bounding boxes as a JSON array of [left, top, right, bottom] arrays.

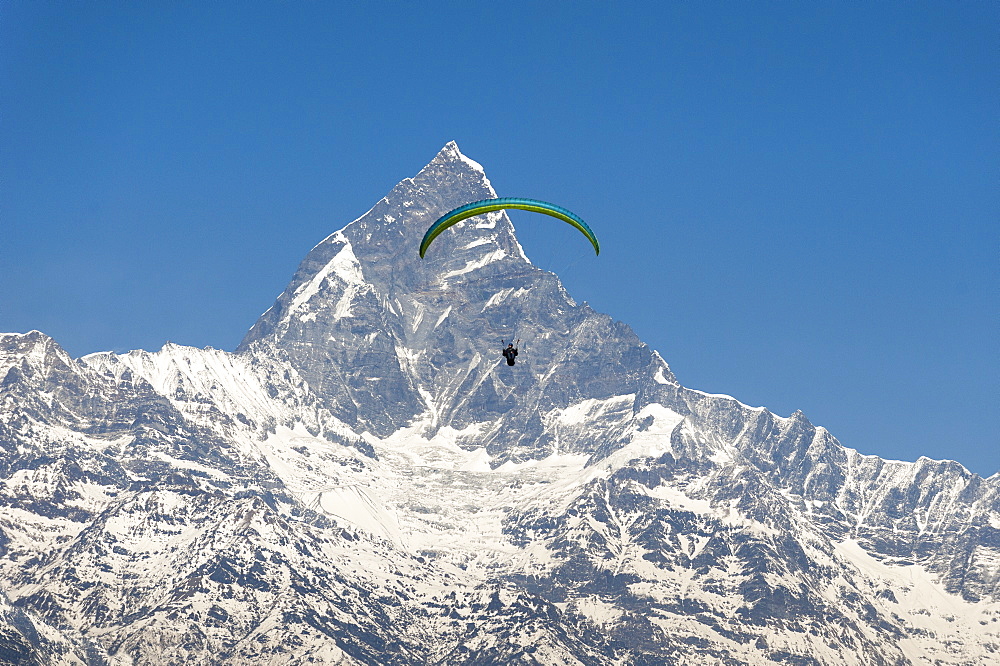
[[2, 3, 997, 475]]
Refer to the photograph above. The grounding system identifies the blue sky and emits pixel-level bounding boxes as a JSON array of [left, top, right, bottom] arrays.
[[2, 2, 997, 475]]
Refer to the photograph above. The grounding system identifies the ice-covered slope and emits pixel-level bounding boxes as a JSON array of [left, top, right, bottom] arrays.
[[1, 145, 998, 665]]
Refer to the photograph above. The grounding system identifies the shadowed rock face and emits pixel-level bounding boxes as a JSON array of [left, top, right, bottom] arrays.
[[0, 144, 997, 665]]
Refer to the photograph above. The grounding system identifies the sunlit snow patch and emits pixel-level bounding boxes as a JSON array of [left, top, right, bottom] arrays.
[[257, 425, 405, 547], [834, 538, 1000, 664], [307, 484, 404, 547], [289, 233, 366, 321], [441, 248, 508, 281]]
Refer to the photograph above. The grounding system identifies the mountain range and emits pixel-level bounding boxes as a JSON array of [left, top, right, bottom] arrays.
[[0, 143, 997, 665]]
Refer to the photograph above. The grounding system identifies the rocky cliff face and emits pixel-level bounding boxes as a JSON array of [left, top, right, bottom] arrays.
[[0, 144, 997, 665]]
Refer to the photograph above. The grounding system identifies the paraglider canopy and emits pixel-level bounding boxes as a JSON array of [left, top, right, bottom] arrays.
[[419, 198, 599, 258]]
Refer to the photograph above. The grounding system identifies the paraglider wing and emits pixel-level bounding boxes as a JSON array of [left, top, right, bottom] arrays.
[[419, 197, 599, 258]]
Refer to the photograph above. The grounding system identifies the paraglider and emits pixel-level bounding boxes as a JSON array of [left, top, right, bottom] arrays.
[[420, 198, 597, 370], [502, 339, 520, 366], [419, 198, 599, 258]]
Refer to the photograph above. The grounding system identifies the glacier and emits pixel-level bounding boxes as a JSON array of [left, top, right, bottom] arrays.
[[0, 142, 998, 665]]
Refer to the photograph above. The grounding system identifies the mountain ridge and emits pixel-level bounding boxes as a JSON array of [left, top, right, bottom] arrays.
[[0, 144, 997, 664]]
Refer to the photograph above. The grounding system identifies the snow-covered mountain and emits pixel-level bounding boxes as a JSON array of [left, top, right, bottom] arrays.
[[1, 143, 998, 665]]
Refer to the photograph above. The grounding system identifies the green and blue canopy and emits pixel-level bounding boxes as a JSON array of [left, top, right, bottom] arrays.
[[419, 198, 599, 258]]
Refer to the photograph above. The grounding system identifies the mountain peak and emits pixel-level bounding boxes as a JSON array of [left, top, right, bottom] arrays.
[[430, 140, 487, 175], [238, 144, 512, 352], [0, 329, 75, 377], [3, 149, 999, 666], [0, 329, 51, 348], [237, 146, 676, 446]]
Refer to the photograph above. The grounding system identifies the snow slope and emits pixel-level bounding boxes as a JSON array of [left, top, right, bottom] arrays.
[[0, 143, 997, 665]]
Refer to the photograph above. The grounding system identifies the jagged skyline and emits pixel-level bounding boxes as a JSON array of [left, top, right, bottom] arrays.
[[0, 144, 1000, 666], [1, 3, 995, 476], [1, 144, 997, 664]]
